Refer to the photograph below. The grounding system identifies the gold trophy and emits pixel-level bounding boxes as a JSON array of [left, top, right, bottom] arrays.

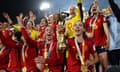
[[44, 64, 50, 72], [57, 21, 66, 51]]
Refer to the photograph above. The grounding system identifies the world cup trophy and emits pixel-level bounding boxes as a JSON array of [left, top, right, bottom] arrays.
[[56, 12, 68, 51], [57, 21, 66, 51]]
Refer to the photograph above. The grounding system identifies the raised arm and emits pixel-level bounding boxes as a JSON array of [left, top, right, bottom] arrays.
[[2, 12, 13, 25], [29, 11, 36, 28], [0, 31, 21, 49], [108, 0, 120, 22], [77, 0, 83, 21], [21, 27, 37, 48]]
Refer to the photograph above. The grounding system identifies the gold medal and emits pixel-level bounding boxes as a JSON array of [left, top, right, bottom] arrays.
[[44, 64, 51, 72], [44, 51, 48, 59], [81, 65, 89, 72], [44, 67, 50, 72], [22, 66, 27, 72]]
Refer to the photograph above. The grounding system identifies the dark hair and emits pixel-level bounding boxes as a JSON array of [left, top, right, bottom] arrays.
[[44, 18, 48, 26], [14, 31, 22, 42], [88, 3, 94, 16], [24, 19, 34, 26], [41, 17, 48, 26]]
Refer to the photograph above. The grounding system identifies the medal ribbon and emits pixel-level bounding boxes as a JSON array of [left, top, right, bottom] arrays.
[[89, 16, 98, 32], [44, 42, 53, 59], [75, 38, 85, 65], [22, 43, 27, 72], [0, 46, 5, 54]]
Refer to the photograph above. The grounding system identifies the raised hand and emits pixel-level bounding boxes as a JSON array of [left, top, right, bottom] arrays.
[[16, 13, 28, 27], [2, 12, 13, 25], [19, 13, 24, 19], [2, 12, 9, 19], [23, 16, 28, 22], [29, 11, 34, 17], [0, 22, 3, 31], [16, 16, 23, 27], [29, 11, 36, 21]]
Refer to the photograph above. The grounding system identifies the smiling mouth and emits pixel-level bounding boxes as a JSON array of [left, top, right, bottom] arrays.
[[92, 8, 97, 11], [47, 34, 52, 36], [75, 30, 80, 32]]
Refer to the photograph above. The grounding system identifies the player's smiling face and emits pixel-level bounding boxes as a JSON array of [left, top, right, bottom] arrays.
[[45, 26, 53, 40], [74, 21, 84, 36], [91, 3, 99, 14]]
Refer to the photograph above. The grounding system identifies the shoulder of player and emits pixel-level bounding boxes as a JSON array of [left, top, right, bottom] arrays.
[[85, 16, 92, 22], [98, 15, 106, 18], [84, 39, 93, 46]]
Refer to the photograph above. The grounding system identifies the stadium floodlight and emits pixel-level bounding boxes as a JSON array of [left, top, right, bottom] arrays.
[[40, 2, 50, 10]]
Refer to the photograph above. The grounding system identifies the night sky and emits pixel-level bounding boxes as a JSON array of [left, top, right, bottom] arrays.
[[0, 0, 42, 23]]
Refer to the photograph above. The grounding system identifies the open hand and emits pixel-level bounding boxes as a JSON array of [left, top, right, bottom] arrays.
[[2, 12, 9, 19]]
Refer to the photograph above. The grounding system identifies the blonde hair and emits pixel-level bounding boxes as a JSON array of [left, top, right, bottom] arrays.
[[69, 5, 78, 14]]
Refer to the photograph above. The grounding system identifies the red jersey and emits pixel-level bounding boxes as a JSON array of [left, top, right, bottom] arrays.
[[0, 47, 10, 70], [66, 38, 96, 72], [85, 15, 107, 46], [21, 28, 64, 72], [2, 29, 12, 39], [39, 27, 45, 41], [21, 45, 37, 72], [38, 42, 63, 72], [0, 31, 37, 72], [0, 31, 22, 71]]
